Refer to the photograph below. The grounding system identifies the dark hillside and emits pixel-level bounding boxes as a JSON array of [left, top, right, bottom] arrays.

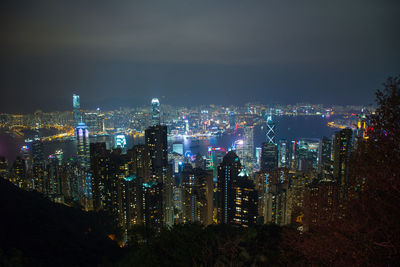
[[0, 178, 120, 266]]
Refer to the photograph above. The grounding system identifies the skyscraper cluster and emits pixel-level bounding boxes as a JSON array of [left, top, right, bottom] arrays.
[[1, 94, 361, 239]]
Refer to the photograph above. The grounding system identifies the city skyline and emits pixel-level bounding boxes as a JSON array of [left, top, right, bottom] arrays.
[[0, 1, 399, 265]]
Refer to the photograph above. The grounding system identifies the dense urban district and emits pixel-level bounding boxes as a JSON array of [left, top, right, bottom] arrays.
[[1, 76, 399, 266]]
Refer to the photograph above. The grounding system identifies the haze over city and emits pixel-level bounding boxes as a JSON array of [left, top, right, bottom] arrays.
[[1, 0, 399, 113]]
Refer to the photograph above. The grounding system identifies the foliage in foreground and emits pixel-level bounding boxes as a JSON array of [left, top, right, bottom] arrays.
[[120, 223, 287, 267], [283, 75, 400, 266]]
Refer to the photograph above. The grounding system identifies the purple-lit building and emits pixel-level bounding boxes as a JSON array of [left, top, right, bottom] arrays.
[[76, 122, 90, 171]]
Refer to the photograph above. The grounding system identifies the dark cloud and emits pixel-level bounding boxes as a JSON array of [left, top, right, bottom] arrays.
[[0, 0, 399, 112]]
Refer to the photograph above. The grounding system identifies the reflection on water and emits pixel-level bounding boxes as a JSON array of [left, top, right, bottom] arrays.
[[0, 116, 336, 165]]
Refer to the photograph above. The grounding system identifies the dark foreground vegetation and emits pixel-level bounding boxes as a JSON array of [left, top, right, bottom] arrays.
[[1, 75, 399, 266], [0, 177, 122, 266]]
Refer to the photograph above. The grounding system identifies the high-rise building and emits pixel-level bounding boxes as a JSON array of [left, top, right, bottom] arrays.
[[55, 149, 63, 166], [254, 171, 268, 223], [20, 145, 31, 171], [333, 129, 353, 189], [32, 139, 44, 165], [172, 143, 184, 155], [356, 108, 369, 140], [261, 142, 278, 172], [114, 134, 127, 149], [266, 113, 276, 145], [217, 151, 241, 224], [127, 145, 152, 183], [229, 110, 236, 130], [145, 123, 173, 227], [10, 157, 26, 189], [90, 144, 128, 222], [181, 167, 213, 225], [142, 181, 163, 229], [305, 179, 339, 229], [278, 140, 289, 168], [242, 125, 255, 174], [296, 139, 319, 172], [151, 98, 161, 126], [90, 142, 110, 211], [76, 122, 90, 171], [232, 170, 258, 227], [217, 151, 258, 226], [73, 94, 81, 128], [121, 175, 138, 227], [84, 112, 99, 134], [145, 125, 168, 175], [45, 154, 61, 198], [319, 136, 333, 176], [207, 147, 227, 181], [0, 156, 8, 180], [264, 168, 291, 225], [31, 138, 45, 192], [255, 147, 262, 169], [97, 113, 105, 133]]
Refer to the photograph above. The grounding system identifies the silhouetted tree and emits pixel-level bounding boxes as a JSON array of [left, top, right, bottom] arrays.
[[283, 75, 400, 265]]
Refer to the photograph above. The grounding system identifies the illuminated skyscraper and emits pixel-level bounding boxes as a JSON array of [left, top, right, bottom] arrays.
[[142, 181, 163, 229], [217, 151, 242, 224], [114, 134, 127, 149], [266, 113, 276, 145], [145, 124, 173, 227], [73, 94, 81, 128], [264, 168, 291, 226], [232, 170, 258, 227], [55, 149, 63, 166], [151, 98, 161, 126], [242, 126, 255, 174], [229, 110, 236, 130], [356, 108, 369, 140], [0, 156, 8, 180], [76, 122, 90, 170], [127, 145, 151, 183], [145, 125, 168, 174], [254, 171, 268, 223], [217, 151, 257, 226], [181, 167, 213, 225], [90, 142, 110, 211], [90, 144, 127, 220], [172, 143, 184, 155], [20, 145, 31, 171], [261, 142, 278, 172], [260, 112, 278, 172], [278, 140, 289, 168], [319, 136, 333, 175], [84, 112, 99, 133], [333, 128, 353, 190], [32, 138, 45, 192], [208, 147, 227, 181], [45, 154, 61, 197], [296, 139, 319, 172], [255, 147, 262, 169]]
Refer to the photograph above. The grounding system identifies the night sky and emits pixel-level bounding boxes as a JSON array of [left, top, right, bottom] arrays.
[[1, 0, 399, 113]]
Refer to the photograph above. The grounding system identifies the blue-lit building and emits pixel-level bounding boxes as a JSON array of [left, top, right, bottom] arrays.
[[151, 98, 161, 126], [73, 93, 81, 128], [114, 134, 127, 149], [76, 122, 90, 171], [266, 113, 276, 145]]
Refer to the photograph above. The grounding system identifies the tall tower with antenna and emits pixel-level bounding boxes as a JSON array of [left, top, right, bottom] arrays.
[[266, 110, 276, 145]]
